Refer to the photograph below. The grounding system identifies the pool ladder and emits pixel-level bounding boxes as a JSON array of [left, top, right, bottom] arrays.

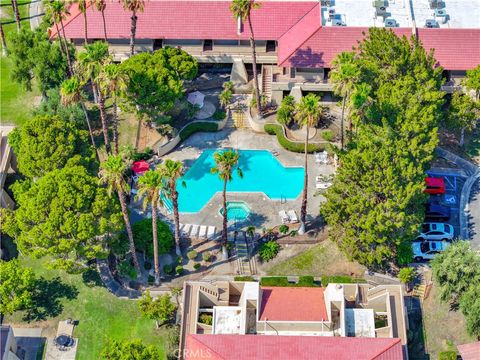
[[280, 195, 287, 204]]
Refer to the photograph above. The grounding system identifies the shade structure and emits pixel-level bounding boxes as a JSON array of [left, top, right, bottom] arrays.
[[187, 91, 205, 108], [132, 160, 150, 174]]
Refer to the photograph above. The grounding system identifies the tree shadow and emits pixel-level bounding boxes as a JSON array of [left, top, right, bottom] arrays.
[[23, 277, 79, 322], [81, 267, 105, 288], [287, 47, 325, 68]]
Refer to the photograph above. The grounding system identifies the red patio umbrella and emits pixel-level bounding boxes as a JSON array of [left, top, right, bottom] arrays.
[[132, 160, 150, 174]]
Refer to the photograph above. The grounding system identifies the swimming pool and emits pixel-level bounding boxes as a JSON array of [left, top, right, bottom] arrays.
[[176, 149, 304, 213], [219, 201, 251, 221]]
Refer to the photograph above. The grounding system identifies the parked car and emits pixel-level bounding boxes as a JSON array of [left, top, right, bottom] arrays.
[[425, 203, 450, 221], [424, 177, 445, 195], [415, 223, 454, 241], [412, 240, 450, 261]]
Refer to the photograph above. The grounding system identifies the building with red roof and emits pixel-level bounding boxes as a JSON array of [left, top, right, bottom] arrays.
[[179, 280, 408, 359], [52, 0, 480, 105]]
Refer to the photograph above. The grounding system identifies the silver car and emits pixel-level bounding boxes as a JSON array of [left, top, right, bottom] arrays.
[[415, 223, 454, 242]]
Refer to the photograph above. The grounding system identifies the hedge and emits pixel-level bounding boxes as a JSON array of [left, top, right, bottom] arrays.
[[179, 122, 218, 141], [234, 276, 256, 282], [260, 276, 318, 287], [264, 124, 326, 153], [320, 276, 366, 286]]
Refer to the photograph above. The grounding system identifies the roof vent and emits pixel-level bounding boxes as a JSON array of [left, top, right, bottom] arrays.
[[384, 18, 397, 27], [332, 19, 346, 27], [425, 19, 439, 28], [321, 0, 332, 6], [327, 7, 336, 21], [336, 284, 343, 290]]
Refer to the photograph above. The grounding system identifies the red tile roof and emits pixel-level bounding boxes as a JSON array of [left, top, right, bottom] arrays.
[[259, 287, 328, 322], [185, 334, 404, 360], [457, 341, 480, 360], [51, 0, 317, 41]]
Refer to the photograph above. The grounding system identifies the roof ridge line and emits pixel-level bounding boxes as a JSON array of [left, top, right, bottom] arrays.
[[371, 338, 402, 359], [50, 2, 94, 39], [278, 2, 320, 41], [191, 334, 227, 360]]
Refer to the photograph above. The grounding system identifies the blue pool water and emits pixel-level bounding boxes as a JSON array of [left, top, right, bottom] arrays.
[[219, 201, 251, 221], [176, 149, 304, 213]]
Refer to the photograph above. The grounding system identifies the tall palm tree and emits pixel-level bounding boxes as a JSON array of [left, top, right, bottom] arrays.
[[77, 41, 111, 153], [158, 159, 185, 257], [120, 0, 145, 56], [45, 0, 73, 74], [99, 154, 141, 272], [136, 170, 164, 286], [295, 94, 324, 234], [71, 0, 89, 44], [11, 0, 21, 31], [329, 51, 359, 149], [98, 62, 127, 154], [93, 0, 108, 40], [0, 23, 7, 56], [211, 150, 243, 259], [230, 0, 261, 114], [60, 77, 97, 150]]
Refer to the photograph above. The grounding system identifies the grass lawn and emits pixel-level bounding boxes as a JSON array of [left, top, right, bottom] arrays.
[[4, 257, 174, 360], [264, 240, 365, 277], [1, 0, 41, 126]]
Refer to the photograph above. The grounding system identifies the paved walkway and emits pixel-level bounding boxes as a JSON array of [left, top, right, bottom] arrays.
[[96, 259, 141, 299], [29, 0, 43, 30]]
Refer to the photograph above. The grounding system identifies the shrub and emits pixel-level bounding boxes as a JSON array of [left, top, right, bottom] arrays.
[[118, 261, 137, 279], [179, 122, 218, 141], [321, 130, 334, 142], [199, 313, 213, 326], [193, 263, 201, 270], [120, 219, 174, 258], [202, 252, 212, 262], [163, 264, 174, 275], [234, 276, 255, 282], [321, 276, 366, 286], [398, 267, 415, 284], [187, 250, 198, 260], [175, 265, 184, 275], [213, 110, 226, 121], [297, 276, 316, 287], [438, 351, 457, 360], [277, 95, 295, 125], [144, 261, 152, 271], [279, 225, 289, 234], [260, 277, 290, 287], [259, 241, 280, 262], [264, 124, 325, 153]]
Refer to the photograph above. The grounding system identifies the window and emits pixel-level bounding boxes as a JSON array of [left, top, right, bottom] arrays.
[[266, 40, 276, 52], [153, 39, 163, 50], [214, 40, 238, 46], [203, 40, 213, 51]]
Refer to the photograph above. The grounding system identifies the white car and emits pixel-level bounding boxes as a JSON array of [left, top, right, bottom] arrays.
[[415, 223, 454, 242], [412, 240, 450, 261]]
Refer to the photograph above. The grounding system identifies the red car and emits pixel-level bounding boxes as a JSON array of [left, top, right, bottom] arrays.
[[424, 177, 445, 195]]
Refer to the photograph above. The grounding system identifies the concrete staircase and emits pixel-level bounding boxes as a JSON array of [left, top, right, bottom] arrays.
[[235, 231, 253, 275], [261, 65, 273, 103]]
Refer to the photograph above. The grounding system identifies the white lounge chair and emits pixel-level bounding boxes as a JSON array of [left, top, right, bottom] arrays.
[[181, 224, 192, 237], [316, 182, 332, 190], [190, 224, 200, 237], [207, 226, 216, 239], [287, 210, 299, 223], [198, 225, 208, 239], [279, 210, 290, 224]]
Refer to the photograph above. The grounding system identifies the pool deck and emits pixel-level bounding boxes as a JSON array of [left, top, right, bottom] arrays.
[[158, 127, 335, 231]]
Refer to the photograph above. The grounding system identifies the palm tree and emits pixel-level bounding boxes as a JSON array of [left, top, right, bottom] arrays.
[[60, 77, 97, 150], [98, 62, 127, 154], [45, 0, 73, 74], [136, 170, 164, 286], [230, 0, 261, 114], [0, 23, 7, 56], [329, 51, 359, 149], [211, 150, 243, 259], [11, 0, 21, 31], [120, 0, 145, 56], [77, 41, 111, 153], [93, 0, 108, 40], [71, 0, 89, 44], [99, 154, 140, 272], [295, 94, 324, 234], [158, 159, 185, 257]]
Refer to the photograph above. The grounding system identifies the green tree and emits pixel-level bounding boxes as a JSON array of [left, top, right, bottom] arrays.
[[119, 0, 145, 56], [230, 0, 261, 114], [138, 291, 177, 328], [447, 90, 479, 147], [8, 115, 95, 178], [120, 47, 198, 121], [0, 259, 35, 316], [44, 0, 73, 73], [459, 286, 480, 338], [295, 94, 323, 234], [431, 241, 480, 306], [464, 64, 480, 101], [11, 0, 21, 31], [158, 159, 185, 257], [99, 155, 141, 272], [330, 51, 359, 148], [98, 62, 128, 154], [77, 41, 112, 153], [211, 150, 243, 258], [60, 77, 97, 150], [276, 95, 295, 126], [136, 170, 164, 285], [398, 267, 415, 284], [219, 88, 233, 110], [10, 166, 123, 272], [100, 339, 162, 360], [93, 0, 108, 41]]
